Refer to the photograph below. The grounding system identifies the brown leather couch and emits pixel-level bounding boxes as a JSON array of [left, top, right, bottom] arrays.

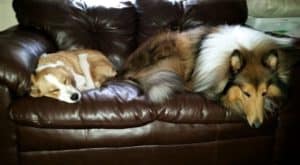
[[0, 0, 299, 164]]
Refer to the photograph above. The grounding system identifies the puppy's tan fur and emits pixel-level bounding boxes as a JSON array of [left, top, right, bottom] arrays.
[[31, 49, 116, 103]]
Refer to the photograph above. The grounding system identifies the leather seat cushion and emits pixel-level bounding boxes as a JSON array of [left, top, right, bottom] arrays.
[[10, 81, 246, 129]]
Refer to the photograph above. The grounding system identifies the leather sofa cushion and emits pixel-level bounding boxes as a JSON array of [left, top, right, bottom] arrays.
[[10, 81, 247, 129], [12, 81, 276, 153], [11, 79, 276, 152]]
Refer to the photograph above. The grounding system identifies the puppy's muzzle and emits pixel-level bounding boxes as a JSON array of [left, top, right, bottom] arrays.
[[59, 87, 82, 103]]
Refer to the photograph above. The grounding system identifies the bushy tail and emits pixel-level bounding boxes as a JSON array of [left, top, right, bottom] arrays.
[[137, 71, 184, 103]]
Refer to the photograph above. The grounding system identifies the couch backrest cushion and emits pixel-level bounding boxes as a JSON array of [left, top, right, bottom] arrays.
[[135, 0, 247, 43], [13, 0, 247, 60], [13, 0, 137, 68]]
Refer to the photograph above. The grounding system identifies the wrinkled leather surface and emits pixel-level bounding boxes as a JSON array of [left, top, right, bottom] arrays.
[[0, 85, 18, 165], [17, 122, 275, 152], [0, 27, 56, 96], [273, 65, 300, 164], [19, 136, 274, 165], [13, 0, 137, 67], [9, 79, 277, 165], [136, 0, 247, 43], [10, 80, 249, 128]]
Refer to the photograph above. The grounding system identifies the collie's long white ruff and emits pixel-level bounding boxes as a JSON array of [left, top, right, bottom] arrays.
[[192, 25, 293, 93]]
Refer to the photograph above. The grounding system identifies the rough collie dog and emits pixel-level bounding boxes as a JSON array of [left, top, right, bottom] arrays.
[[30, 49, 116, 103], [123, 25, 299, 127]]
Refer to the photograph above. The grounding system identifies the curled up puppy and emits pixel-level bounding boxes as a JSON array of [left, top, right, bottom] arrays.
[[30, 49, 116, 103]]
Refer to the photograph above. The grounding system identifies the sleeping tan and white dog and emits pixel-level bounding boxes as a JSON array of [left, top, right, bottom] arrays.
[[30, 49, 117, 103]]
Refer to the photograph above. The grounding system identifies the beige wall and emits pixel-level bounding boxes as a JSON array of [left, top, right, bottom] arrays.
[[0, 0, 17, 31]]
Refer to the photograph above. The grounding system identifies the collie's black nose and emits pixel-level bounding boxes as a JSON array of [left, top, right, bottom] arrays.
[[70, 93, 79, 101]]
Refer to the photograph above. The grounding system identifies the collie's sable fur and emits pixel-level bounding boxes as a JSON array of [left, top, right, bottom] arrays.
[[123, 25, 299, 127]]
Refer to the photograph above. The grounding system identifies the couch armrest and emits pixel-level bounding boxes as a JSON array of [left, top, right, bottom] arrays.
[[0, 84, 18, 165], [273, 64, 300, 164], [0, 26, 56, 96]]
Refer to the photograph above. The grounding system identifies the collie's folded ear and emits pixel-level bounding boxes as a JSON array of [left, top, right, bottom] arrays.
[[30, 75, 42, 97], [230, 50, 243, 74], [263, 50, 278, 71]]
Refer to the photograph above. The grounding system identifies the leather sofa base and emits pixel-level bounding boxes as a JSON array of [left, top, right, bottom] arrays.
[[20, 136, 274, 165]]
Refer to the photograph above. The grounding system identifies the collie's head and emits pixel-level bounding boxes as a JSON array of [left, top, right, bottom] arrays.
[[192, 25, 297, 127], [220, 48, 287, 128]]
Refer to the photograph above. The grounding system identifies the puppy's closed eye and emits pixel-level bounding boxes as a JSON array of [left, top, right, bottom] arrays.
[[49, 89, 59, 93], [30, 75, 42, 97], [62, 78, 71, 85]]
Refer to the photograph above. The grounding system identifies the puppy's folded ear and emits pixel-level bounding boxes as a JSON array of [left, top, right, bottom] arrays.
[[263, 50, 278, 71], [30, 75, 42, 97], [30, 86, 42, 97], [230, 50, 243, 74]]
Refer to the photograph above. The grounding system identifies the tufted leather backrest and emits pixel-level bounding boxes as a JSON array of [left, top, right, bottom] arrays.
[[13, 0, 247, 65], [135, 0, 247, 43]]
